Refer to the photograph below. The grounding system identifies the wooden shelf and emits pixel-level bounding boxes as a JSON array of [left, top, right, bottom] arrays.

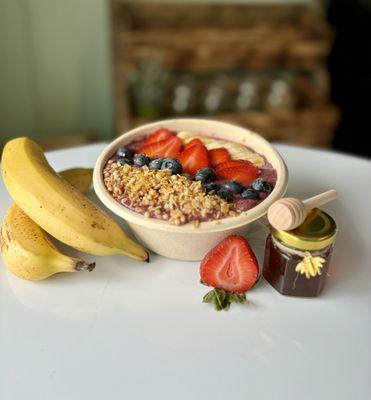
[[113, 1, 333, 72], [118, 28, 332, 72], [110, 1, 338, 147]]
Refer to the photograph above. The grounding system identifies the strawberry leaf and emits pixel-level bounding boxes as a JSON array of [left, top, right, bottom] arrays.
[[203, 290, 216, 303], [202, 288, 248, 311]]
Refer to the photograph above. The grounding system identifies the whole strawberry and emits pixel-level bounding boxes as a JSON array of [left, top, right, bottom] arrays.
[[200, 235, 259, 311]]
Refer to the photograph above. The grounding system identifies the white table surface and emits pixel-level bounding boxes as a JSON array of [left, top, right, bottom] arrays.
[[1, 143, 371, 400]]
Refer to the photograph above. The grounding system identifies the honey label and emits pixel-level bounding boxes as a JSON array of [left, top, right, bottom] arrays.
[[295, 252, 326, 279]]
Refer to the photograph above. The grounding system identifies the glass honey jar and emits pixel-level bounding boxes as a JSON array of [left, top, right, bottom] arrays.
[[263, 208, 337, 297]]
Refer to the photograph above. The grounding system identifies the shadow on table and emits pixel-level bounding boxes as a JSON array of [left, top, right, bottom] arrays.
[[323, 200, 367, 297]]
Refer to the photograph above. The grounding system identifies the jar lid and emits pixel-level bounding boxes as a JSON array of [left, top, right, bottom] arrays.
[[270, 208, 337, 251]]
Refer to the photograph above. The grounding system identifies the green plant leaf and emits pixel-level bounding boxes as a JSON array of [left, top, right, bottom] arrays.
[[202, 288, 248, 311], [203, 290, 215, 303]]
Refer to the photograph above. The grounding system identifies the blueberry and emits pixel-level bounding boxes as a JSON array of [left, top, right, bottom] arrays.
[[149, 158, 164, 170], [251, 178, 272, 193], [217, 189, 233, 202], [203, 182, 220, 193], [241, 188, 259, 199], [221, 180, 243, 195], [133, 153, 151, 167], [161, 158, 182, 174], [117, 157, 133, 166], [195, 168, 216, 184], [116, 147, 134, 159]]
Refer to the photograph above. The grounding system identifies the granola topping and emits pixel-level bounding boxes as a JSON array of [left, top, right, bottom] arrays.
[[103, 160, 238, 226]]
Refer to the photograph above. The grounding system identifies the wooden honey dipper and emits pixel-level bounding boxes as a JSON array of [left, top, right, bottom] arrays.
[[267, 189, 338, 231]]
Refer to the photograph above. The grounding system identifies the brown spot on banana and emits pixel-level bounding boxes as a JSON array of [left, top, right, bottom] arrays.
[[91, 221, 105, 230]]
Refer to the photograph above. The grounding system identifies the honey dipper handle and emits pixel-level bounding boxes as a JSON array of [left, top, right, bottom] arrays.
[[302, 189, 338, 210]]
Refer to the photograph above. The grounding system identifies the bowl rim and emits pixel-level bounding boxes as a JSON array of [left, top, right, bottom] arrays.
[[93, 118, 288, 233]]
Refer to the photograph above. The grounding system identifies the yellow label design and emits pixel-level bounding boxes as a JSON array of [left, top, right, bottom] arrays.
[[295, 252, 326, 279]]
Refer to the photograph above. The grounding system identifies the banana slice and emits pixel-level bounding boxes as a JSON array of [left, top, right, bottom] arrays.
[[178, 131, 265, 167]]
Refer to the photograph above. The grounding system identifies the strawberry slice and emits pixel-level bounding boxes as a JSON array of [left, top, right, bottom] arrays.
[[209, 148, 230, 167], [143, 128, 174, 146], [138, 136, 182, 158], [184, 138, 203, 150], [216, 159, 259, 185], [200, 235, 259, 311], [179, 143, 210, 176], [217, 165, 259, 186], [215, 159, 254, 172]]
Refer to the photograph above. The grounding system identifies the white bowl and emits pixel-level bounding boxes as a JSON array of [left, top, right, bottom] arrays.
[[93, 119, 288, 260]]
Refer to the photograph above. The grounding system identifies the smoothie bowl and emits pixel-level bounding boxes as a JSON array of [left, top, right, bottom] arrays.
[[93, 119, 288, 260]]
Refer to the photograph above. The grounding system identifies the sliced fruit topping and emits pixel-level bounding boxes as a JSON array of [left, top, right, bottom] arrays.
[[200, 235, 259, 311], [184, 138, 203, 150], [209, 148, 230, 167], [195, 167, 216, 184], [179, 143, 210, 176], [216, 164, 259, 186], [143, 128, 174, 146], [138, 136, 182, 158], [215, 159, 256, 172], [178, 131, 265, 167]]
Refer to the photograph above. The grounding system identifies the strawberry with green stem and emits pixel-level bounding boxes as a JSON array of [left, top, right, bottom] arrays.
[[200, 235, 259, 311]]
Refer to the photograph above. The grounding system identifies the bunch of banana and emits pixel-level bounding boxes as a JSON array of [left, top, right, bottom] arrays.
[[1, 168, 95, 280], [178, 131, 265, 167], [1, 137, 148, 276]]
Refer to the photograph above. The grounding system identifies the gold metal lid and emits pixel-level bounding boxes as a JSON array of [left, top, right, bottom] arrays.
[[270, 208, 337, 251]]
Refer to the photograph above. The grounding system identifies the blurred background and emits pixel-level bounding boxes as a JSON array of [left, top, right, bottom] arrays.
[[1, 0, 370, 158]]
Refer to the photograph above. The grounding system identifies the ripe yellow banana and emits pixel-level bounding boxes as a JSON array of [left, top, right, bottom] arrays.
[[178, 131, 265, 167], [58, 167, 93, 194], [1, 137, 149, 261], [1, 168, 95, 280]]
